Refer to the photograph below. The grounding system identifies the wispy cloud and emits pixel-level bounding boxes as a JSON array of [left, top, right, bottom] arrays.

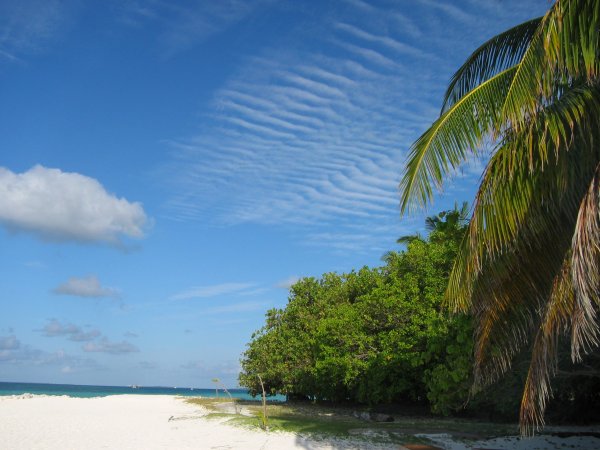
[[52, 275, 120, 299], [0, 0, 71, 62], [160, 0, 543, 254], [82, 338, 139, 355], [0, 165, 148, 246], [39, 319, 101, 342], [157, 4, 438, 257], [414, 0, 476, 26], [0, 335, 20, 350], [137, 360, 158, 370], [275, 276, 300, 289], [117, 0, 273, 57], [170, 282, 258, 301], [37, 319, 138, 356], [24, 260, 47, 269], [0, 332, 102, 372], [334, 22, 436, 61], [181, 360, 240, 379], [203, 300, 271, 315]]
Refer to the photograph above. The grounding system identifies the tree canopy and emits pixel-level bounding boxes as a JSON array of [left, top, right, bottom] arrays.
[[240, 207, 473, 413]]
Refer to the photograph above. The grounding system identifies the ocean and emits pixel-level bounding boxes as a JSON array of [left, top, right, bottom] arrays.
[[0, 381, 283, 400]]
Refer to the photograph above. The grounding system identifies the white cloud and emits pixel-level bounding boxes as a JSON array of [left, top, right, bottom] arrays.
[[0, 165, 148, 245], [0, 335, 20, 350], [52, 275, 120, 299], [69, 330, 102, 342], [0, 337, 101, 372], [275, 276, 300, 289], [170, 282, 257, 300], [82, 338, 139, 355], [334, 22, 435, 60], [39, 319, 101, 342], [38, 319, 137, 354], [40, 319, 78, 337]]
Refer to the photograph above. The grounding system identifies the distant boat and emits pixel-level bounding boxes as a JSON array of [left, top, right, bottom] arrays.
[[129, 385, 139, 389]]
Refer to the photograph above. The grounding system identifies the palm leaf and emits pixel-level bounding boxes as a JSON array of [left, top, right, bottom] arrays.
[[399, 67, 517, 214], [545, 0, 600, 80], [520, 256, 573, 435], [469, 213, 573, 387], [447, 140, 598, 438], [502, 0, 600, 129], [455, 84, 600, 274], [442, 17, 542, 112], [500, 13, 550, 130], [570, 162, 600, 361]]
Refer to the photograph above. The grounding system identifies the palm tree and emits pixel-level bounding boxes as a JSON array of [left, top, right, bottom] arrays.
[[399, 0, 599, 434], [424, 202, 469, 244]]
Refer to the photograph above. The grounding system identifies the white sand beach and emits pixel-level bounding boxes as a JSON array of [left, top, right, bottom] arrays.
[[1, 394, 599, 450], [0, 394, 393, 450]]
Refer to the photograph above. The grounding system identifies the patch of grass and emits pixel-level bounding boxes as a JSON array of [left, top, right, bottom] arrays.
[[204, 412, 236, 420], [183, 397, 518, 445], [185, 397, 234, 408]]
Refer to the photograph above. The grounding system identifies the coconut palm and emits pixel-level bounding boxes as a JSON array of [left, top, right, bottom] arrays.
[[399, 0, 599, 434], [424, 202, 469, 243]]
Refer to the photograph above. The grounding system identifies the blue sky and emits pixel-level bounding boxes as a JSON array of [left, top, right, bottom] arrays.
[[0, 0, 547, 388]]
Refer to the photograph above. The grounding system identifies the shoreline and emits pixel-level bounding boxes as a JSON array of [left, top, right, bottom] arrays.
[[0, 381, 271, 400]]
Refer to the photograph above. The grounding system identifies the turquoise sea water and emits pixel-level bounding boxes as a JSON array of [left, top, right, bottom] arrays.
[[0, 382, 284, 400]]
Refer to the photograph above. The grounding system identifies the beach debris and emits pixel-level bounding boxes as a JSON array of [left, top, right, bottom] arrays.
[[352, 410, 394, 422], [401, 444, 443, 450]]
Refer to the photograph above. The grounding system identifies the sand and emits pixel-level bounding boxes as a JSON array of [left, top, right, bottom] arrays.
[[1, 394, 599, 449], [0, 394, 393, 449]]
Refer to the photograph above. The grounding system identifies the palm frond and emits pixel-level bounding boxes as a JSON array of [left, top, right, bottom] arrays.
[[545, 0, 600, 81], [448, 156, 575, 385], [570, 162, 600, 361], [465, 84, 599, 264], [500, 14, 550, 129], [442, 17, 542, 112], [469, 221, 572, 387], [502, 0, 600, 129], [447, 106, 600, 385], [520, 257, 573, 435], [447, 146, 598, 438], [399, 67, 517, 214]]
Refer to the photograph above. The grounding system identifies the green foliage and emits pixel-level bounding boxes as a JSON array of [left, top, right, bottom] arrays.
[[422, 314, 473, 416], [239, 207, 473, 414], [257, 409, 268, 430]]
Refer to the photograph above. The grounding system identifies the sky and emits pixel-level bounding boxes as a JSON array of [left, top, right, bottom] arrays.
[[0, 0, 548, 388]]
